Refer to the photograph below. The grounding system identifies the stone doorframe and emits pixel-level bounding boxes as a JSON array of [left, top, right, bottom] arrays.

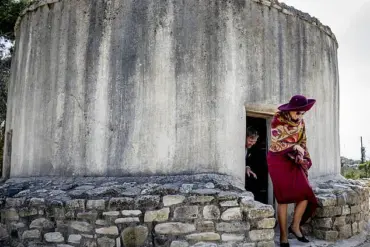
[[245, 103, 278, 211]]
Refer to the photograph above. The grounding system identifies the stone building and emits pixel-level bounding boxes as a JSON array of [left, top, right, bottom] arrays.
[[0, 0, 367, 246]]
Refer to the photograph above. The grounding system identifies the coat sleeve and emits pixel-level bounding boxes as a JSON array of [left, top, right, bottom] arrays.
[[299, 122, 312, 170]]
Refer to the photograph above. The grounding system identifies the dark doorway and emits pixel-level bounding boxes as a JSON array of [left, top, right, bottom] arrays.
[[245, 116, 269, 204]]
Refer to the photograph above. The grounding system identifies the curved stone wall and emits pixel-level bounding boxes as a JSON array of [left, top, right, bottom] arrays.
[[4, 0, 339, 180]]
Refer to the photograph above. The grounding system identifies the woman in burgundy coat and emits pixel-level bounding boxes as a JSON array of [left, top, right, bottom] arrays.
[[267, 95, 319, 247]]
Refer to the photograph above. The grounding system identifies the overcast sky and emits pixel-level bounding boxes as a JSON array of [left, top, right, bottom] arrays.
[[283, 0, 370, 160]]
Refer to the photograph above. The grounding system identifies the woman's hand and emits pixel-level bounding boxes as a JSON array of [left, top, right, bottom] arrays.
[[294, 145, 305, 155], [246, 166, 257, 179]]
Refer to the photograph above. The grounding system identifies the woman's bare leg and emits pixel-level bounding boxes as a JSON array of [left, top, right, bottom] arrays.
[[278, 203, 288, 243], [291, 200, 308, 236]]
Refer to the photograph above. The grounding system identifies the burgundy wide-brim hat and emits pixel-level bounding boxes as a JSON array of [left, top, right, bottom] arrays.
[[278, 95, 316, 112]]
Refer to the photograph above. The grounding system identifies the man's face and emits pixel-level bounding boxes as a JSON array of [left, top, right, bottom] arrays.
[[246, 136, 258, 149]]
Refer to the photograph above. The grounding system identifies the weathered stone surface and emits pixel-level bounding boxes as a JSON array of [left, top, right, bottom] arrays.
[[171, 241, 189, 247], [22, 229, 41, 240], [66, 199, 85, 210], [248, 229, 274, 241], [0, 224, 9, 240], [68, 234, 82, 244], [338, 224, 352, 239], [187, 196, 214, 204], [317, 194, 337, 207], [96, 226, 119, 236], [185, 232, 220, 241], [256, 241, 275, 247], [342, 205, 351, 215], [95, 220, 109, 226], [121, 226, 148, 247], [196, 221, 215, 232], [180, 184, 194, 194], [359, 221, 366, 232], [121, 210, 142, 217], [352, 222, 359, 235], [350, 205, 361, 214], [144, 208, 170, 222], [254, 218, 276, 229], [103, 211, 120, 221], [221, 208, 242, 221], [87, 200, 106, 210], [313, 218, 333, 229], [220, 200, 238, 207], [333, 216, 346, 227], [19, 207, 38, 217], [192, 189, 219, 195], [44, 232, 64, 243], [155, 223, 196, 235], [115, 217, 140, 223], [2, 208, 19, 220], [108, 197, 134, 210], [30, 218, 54, 229], [77, 211, 99, 221], [57, 245, 74, 247], [116, 237, 121, 247], [240, 197, 255, 211], [191, 242, 218, 247], [221, 233, 244, 241], [69, 221, 94, 233], [174, 206, 199, 220], [30, 198, 45, 206], [163, 195, 185, 206], [6, 198, 26, 207], [218, 191, 239, 201], [216, 222, 249, 232], [247, 203, 274, 219], [201, 205, 219, 220], [315, 206, 342, 217], [135, 195, 160, 209], [97, 237, 116, 247]]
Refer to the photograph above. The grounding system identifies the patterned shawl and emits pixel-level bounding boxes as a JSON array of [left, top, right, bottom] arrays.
[[269, 111, 312, 175]]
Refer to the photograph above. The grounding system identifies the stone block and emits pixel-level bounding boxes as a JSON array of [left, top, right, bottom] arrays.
[[77, 211, 98, 221], [218, 191, 239, 201], [30, 198, 45, 207], [333, 216, 346, 227], [96, 226, 119, 236], [97, 237, 115, 247], [257, 241, 275, 247], [221, 233, 244, 241], [155, 223, 196, 235], [171, 241, 189, 247], [108, 197, 134, 210], [337, 194, 347, 206], [315, 206, 342, 217], [19, 208, 38, 217], [196, 221, 215, 232], [69, 221, 94, 233], [115, 217, 140, 223], [187, 196, 215, 204], [22, 230, 41, 240], [185, 232, 220, 241], [163, 195, 185, 206], [351, 205, 361, 214], [68, 234, 82, 245], [121, 226, 148, 246], [6, 198, 26, 208], [192, 242, 218, 247], [2, 208, 19, 221], [135, 195, 160, 209], [240, 197, 255, 212], [352, 222, 359, 235], [103, 211, 120, 221], [342, 205, 351, 215], [44, 232, 64, 243], [313, 218, 333, 229], [202, 205, 220, 220], [174, 206, 199, 220], [313, 230, 338, 241], [66, 199, 85, 210], [216, 222, 250, 232], [317, 194, 337, 207], [180, 184, 194, 193], [359, 221, 366, 232], [30, 218, 54, 229], [95, 220, 109, 226], [338, 224, 352, 239], [121, 210, 142, 217], [221, 208, 242, 221], [248, 229, 274, 241], [144, 208, 170, 222], [0, 223, 9, 241], [220, 200, 239, 207], [86, 200, 106, 210], [254, 218, 276, 229], [247, 203, 274, 219]]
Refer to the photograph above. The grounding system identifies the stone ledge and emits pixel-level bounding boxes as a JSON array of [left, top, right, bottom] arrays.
[[14, 0, 338, 46], [0, 175, 275, 247]]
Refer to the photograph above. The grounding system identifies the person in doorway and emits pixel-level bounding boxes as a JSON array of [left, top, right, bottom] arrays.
[[245, 126, 259, 179], [267, 95, 319, 247]]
